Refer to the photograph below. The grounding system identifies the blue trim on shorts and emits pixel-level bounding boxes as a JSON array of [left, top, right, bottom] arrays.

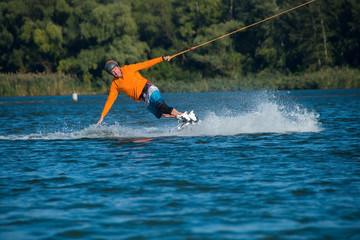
[[147, 90, 164, 119]]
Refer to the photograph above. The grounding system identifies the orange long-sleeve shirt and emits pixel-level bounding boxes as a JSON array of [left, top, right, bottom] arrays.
[[101, 57, 163, 117]]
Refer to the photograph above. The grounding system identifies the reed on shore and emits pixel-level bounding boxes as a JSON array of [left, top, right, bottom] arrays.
[[0, 67, 359, 97], [0, 73, 107, 97], [156, 67, 360, 93]]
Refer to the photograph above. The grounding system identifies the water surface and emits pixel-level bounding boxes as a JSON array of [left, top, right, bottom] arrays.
[[0, 89, 359, 239]]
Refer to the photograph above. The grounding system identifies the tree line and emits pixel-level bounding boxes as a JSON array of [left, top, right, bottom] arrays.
[[1, 0, 359, 90]]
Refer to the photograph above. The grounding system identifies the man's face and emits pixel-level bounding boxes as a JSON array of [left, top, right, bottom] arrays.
[[111, 66, 122, 78]]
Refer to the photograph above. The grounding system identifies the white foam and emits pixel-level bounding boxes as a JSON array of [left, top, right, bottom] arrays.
[[186, 102, 322, 136], [0, 93, 322, 140]]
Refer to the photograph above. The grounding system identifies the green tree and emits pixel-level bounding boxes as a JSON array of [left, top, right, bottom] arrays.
[[334, 0, 360, 67], [132, 0, 175, 49], [1, 0, 360, 87], [283, 0, 336, 72], [190, 20, 246, 77]]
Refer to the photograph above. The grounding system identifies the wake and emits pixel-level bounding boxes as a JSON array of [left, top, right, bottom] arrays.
[[193, 102, 321, 136], [0, 93, 322, 140]]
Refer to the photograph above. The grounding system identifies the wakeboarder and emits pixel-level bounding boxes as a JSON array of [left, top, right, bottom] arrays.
[[97, 56, 198, 126]]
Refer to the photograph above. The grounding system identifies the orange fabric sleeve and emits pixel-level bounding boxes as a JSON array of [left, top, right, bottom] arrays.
[[101, 81, 118, 117], [130, 57, 163, 71]]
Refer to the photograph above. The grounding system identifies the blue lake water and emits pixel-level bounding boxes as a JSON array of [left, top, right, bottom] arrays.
[[0, 89, 359, 239]]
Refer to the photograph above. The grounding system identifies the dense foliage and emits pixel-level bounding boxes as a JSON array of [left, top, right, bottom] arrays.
[[1, 0, 359, 89]]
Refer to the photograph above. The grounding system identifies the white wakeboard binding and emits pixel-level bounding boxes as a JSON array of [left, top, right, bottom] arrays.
[[177, 110, 199, 130]]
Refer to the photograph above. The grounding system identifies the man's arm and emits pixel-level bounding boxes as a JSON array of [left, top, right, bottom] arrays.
[[131, 56, 170, 71], [162, 56, 171, 61], [97, 115, 104, 125], [97, 83, 118, 125]]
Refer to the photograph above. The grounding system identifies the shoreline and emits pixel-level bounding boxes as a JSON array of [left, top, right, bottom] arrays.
[[1, 67, 359, 97]]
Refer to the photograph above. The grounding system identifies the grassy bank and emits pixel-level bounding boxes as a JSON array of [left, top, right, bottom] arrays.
[[156, 67, 360, 93], [0, 67, 359, 97], [0, 73, 107, 97]]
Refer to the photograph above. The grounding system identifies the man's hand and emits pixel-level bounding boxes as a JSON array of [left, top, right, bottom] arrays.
[[97, 116, 104, 125], [162, 56, 171, 61]]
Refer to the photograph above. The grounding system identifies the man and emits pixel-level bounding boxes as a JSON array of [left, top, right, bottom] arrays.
[[97, 56, 198, 125]]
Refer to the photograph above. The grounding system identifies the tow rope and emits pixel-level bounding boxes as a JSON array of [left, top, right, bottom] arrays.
[[170, 0, 316, 59]]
